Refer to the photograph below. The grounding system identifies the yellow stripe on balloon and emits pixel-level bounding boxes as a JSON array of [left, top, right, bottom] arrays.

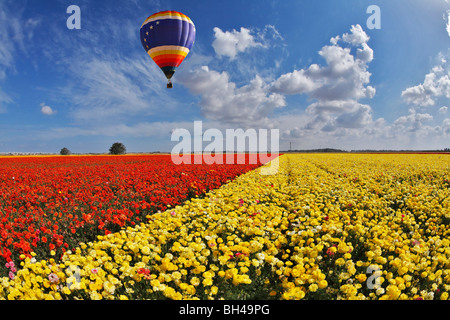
[[149, 46, 190, 58]]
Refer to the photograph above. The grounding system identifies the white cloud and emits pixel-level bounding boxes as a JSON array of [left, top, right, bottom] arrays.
[[401, 57, 450, 107], [393, 108, 433, 132], [271, 24, 376, 131], [178, 65, 285, 125], [275, 110, 450, 151], [212, 27, 263, 60], [270, 69, 321, 95], [342, 24, 370, 46], [439, 106, 448, 114], [59, 51, 179, 123], [181, 24, 377, 132], [69, 57, 148, 120], [40, 103, 55, 115], [442, 118, 450, 135]]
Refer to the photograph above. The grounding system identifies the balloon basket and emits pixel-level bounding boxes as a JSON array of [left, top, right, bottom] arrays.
[[167, 81, 173, 89]]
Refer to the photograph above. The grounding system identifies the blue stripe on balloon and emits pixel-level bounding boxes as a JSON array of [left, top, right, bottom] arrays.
[[140, 19, 195, 51]]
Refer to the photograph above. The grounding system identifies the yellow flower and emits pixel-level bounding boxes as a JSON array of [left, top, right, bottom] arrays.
[[309, 284, 318, 292], [398, 266, 409, 276], [335, 258, 345, 266], [355, 274, 367, 283], [89, 291, 102, 300], [318, 280, 328, 289], [202, 278, 213, 286], [386, 285, 401, 300], [282, 287, 305, 300], [190, 277, 200, 286], [62, 286, 71, 295], [210, 286, 218, 295]]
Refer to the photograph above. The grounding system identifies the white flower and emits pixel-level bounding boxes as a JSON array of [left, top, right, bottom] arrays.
[[376, 287, 385, 295], [424, 292, 434, 300]]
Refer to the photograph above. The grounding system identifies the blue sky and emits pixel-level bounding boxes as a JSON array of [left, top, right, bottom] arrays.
[[0, 0, 449, 153]]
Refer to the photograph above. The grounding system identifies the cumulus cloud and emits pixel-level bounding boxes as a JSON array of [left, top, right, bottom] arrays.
[[439, 106, 448, 114], [178, 66, 285, 125], [442, 118, 450, 135], [270, 24, 376, 132], [40, 102, 55, 115], [342, 24, 370, 46], [181, 24, 377, 132], [401, 57, 450, 107], [394, 108, 433, 132], [270, 68, 321, 95], [212, 27, 263, 60]]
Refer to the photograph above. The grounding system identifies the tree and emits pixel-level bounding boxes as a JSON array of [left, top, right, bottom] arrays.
[[109, 142, 126, 155], [60, 147, 71, 155]]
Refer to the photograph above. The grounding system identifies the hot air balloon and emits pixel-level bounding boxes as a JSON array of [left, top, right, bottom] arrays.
[[140, 10, 196, 88]]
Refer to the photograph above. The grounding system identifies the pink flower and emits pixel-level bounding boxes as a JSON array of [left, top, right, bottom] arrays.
[[48, 273, 59, 283], [8, 271, 14, 280], [91, 268, 98, 274]]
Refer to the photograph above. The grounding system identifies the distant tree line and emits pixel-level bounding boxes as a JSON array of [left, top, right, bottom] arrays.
[[59, 142, 127, 155]]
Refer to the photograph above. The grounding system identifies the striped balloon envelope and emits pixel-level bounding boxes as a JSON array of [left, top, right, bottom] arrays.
[[140, 11, 196, 88]]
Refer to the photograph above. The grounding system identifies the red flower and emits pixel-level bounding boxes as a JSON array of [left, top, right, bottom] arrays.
[[0, 154, 265, 272]]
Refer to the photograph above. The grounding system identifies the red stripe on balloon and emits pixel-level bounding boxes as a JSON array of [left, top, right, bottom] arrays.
[[153, 55, 186, 68]]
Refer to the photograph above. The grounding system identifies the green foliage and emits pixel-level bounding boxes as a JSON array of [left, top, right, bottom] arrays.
[[109, 142, 126, 155], [60, 147, 71, 155]]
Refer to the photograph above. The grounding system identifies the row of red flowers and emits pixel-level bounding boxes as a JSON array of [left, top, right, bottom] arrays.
[[0, 154, 263, 276]]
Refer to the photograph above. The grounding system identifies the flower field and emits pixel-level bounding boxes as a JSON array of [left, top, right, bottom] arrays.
[[1, 153, 450, 300], [0, 154, 262, 273]]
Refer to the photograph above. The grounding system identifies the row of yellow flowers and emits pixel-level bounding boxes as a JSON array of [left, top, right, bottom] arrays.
[[1, 153, 450, 300]]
